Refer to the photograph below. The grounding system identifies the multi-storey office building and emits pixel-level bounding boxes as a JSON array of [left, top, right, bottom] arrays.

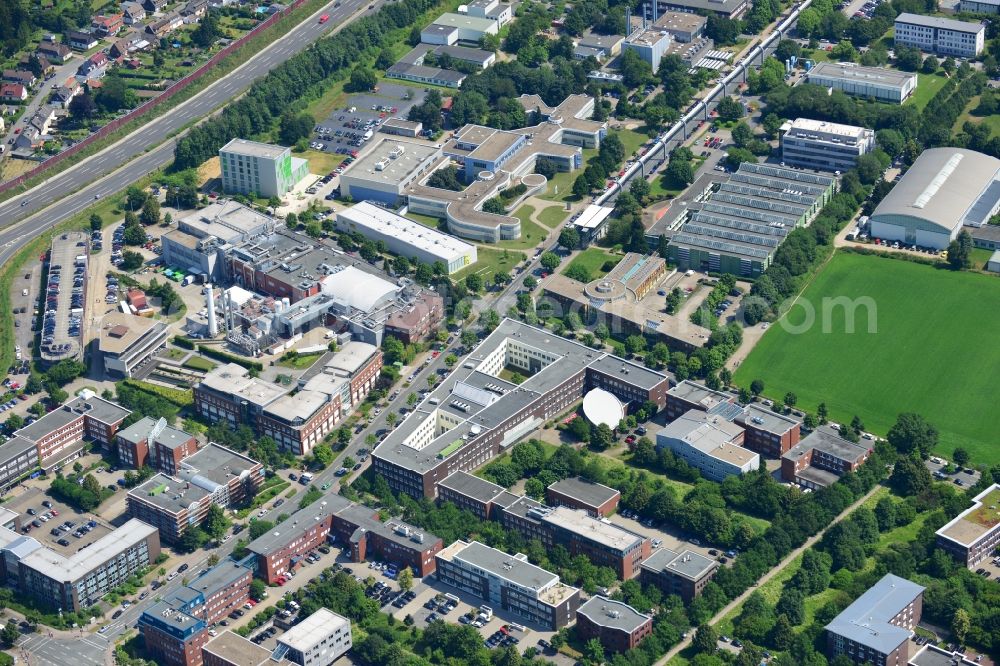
[[127, 444, 263, 543], [435, 471, 512, 521], [540, 506, 650, 579], [13, 395, 131, 471], [273, 608, 352, 666], [806, 62, 918, 104], [894, 13, 984, 58], [656, 410, 759, 482], [781, 426, 872, 489], [98, 312, 169, 378], [935, 483, 1000, 568], [219, 139, 309, 198], [665, 380, 735, 420], [639, 547, 719, 601], [0, 518, 159, 612], [733, 404, 801, 457], [372, 319, 669, 499], [779, 118, 875, 173], [435, 540, 581, 629], [545, 477, 620, 517], [576, 596, 653, 653], [116, 416, 198, 474], [0, 436, 42, 493], [193, 363, 288, 430], [825, 573, 924, 666], [202, 631, 278, 666]]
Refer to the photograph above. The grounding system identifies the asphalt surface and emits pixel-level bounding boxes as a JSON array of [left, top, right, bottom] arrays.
[[0, 0, 379, 262]]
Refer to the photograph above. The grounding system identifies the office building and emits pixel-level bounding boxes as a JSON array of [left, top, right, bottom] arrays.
[[380, 118, 423, 137], [894, 13, 984, 58], [806, 62, 918, 104], [420, 13, 499, 46], [127, 444, 263, 543], [624, 28, 673, 72], [194, 363, 288, 430], [908, 645, 979, 666], [734, 404, 801, 457], [779, 118, 875, 173], [666, 162, 836, 276], [372, 319, 669, 500], [116, 416, 198, 474], [0, 436, 41, 493], [935, 483, 1000, 568], [575, 31, 626, 60], [274, 608, 352, 666], [825, 573, 924, 666], [653, 11, 707, 41], [339, 139, 442, 207], [97, 312, 169, 377], [545, 477, 620, 517], [656, 410, 758, 482], [869, 148, 1000, 249], [219, 139, 309, 198], [463, 0, 512, 25], [436, 471, 512, 521], [640, 546, 718, 601], [543, 252, 710, 352], [335, 202, 477, 274], [13, 395, 130, 471], [202, 631, 289, 666], [781, 426, 872, 489], [576, 596, 653, 652], [140, 561, 253, 666], [0, 518, 159, 612], [960, 0, 1000, 12], [407, 95, 605, 243], [540, 506, 651, 579], [435, 540, 581, 629], [658, 0, 749, 18]]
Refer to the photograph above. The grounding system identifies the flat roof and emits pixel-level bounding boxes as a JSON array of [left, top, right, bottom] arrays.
[[653, 10, 707, 32], [246, 494, 353, 555], [184, 561, 251, 600], [542, 506, 645, 552], [785, 117, 872, 141], [263, 390, 331, 424], [669, 380, 732, 411], [382, 118, 423, 131], [130, 472, 211, 513], [736, 403, 799, 435], [908, 645, 977, 666], [895, 12, 984, 33], [338, 202, 474, 260], [547, 477, 620, 509], [116, 416, 191, 449], [936, 483, 1000, 547], [278, 608, 348, 652], [578, 596, 650, 633], [441, 540, 559, 591], [808, 61, 918, 88], [0, 435, 41, 463], [825, 573, 924, 654], [177, 200, 274, 244], [782, 425, 870, 465], [432, 12, 497, 31], [660, 0, 746, 14], [198, 363, 289, 409], [438, 471, 505, 504], [20, 518, 156, 582], [15, 396, 130, 443], [98, 312, 164, 355], [387, 62, 467, 85], [203, 631, 273, 666], [343, 137, 440, 189], [220, 138, 288, 160], [640, 546, 717, 581]]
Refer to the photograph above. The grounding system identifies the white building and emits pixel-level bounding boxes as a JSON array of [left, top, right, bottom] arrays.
[[421, 13, 499, 46], [275, 608, 352, 666], [779, 118, 875, 173], [219, 139, 309, 198], [463, 0, 512, 26], [338, 139, 442, 206], [655, 410, 758, 481], [959, 0, 1000, 13], [624, 28, 673, 72], [806, 62, 918, 104], [98, 312, 170, 377], [336, 202, 477, 274], [894, 13, 984, 58]]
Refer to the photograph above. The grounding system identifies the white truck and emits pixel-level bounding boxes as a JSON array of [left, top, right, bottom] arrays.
[[299, 472, 314, 484], [478, 605, 493, 621]]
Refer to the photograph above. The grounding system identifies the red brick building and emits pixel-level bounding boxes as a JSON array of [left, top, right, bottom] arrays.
[[13, 396, 131, 471], [576, 596, 653, 653], [116, 416, 198, 474], [384, 291, 445, 343], [664, 380, 735, 421], [545, 477, 620, 517], [781, 426, 872, 490], [639, 547, 719, 602], [825, 574, 923, 666], [734, 404, 801, 457], [538, 506, 650, 580]]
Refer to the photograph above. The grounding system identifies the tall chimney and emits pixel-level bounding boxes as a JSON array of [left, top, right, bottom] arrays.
[[206, 284, 218, 337]]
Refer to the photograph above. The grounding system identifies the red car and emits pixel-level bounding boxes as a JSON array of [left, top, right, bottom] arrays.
[[319, 13, 329, 22], [625, 435, 636, 444]]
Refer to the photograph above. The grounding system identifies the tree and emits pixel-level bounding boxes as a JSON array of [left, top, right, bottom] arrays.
[[591, 423, 614, 450], [887, 413, 938, 458], [69, 91, 97, 120], [1, 621, 18, 648], [346, 67, 377, 92], [248, 520, 274, 540], [397, 567, 414, 592], [665, 157, 695, 185], [750, 379, 764, 397], [783, 392, 797, 410], [203, 504, 230, 541], [693, 624, 718, 653], [312, 444, 335, 468], [922, 55, 939, 74], [572, 174, 591, 198], [947, 230, 974, 270], [716, 96, 744, 122], [896, 45, 922, 71], [731, 121, 753, 148], [140, 197, 160, 226], [465, 273, 483, 293], [952, 447, 970, 468], [952, 608, 971, 646], [178, 525, 209, 552], [817, 402, 828, 424], [888, 456, 932, 497], [279, 113, 315, 145], [191, 12, 221, 47], [249, 578, 267, 602], [726, 147, 757, 170], [120, 250, 144, 271], [540, 252, 561, 272], [558, 227, 580, 250]]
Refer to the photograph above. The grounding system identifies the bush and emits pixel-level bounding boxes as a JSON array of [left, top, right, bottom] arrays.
[[197, 345, 263, 371]]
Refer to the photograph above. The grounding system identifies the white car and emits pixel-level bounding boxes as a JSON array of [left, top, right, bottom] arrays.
[[257, 509, 267, 518]]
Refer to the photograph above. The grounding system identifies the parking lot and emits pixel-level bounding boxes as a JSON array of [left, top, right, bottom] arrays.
[[310, 83, 429, 155], [3, 487, 113, 556], [926, 456, 982, 490], [612, 509, 740, 569]]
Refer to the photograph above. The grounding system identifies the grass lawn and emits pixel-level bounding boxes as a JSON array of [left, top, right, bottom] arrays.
[[560, 247, 618, 281], [499, 206, 550, 251], [454, 247, 526, 282], [407, 212, 448, 231], [616, 128, 650, 158], [162, 348, 187, 361], [182, 356, 217, 372], [734, 252, 1000, 463], [537, 205, 569, 229], [906, 72, 949, 112], [649, 174, 685, 201], [298, 149, 346, 176], [971, 247, 996, 270], [277, 352, 324, 369]]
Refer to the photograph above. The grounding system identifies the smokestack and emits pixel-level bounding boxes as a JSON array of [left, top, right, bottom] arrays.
[[206, 284, 218, 337], [653, 0, 658, 23]]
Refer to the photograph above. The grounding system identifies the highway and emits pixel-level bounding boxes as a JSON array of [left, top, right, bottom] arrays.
[[0, 0, 379, 265]]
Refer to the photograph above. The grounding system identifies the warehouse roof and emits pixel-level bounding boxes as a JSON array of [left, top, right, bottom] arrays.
[[808, 62, 918, 89], [870, 148, 1000, 234], [338, 202, 474, 260], [340, 138, 441, 189]]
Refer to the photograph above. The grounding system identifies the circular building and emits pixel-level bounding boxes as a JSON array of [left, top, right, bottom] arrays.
[[582, 387, 625, 428]]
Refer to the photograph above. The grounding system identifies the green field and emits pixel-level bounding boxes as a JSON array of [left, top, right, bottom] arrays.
[[454, 247, 526, 282], [907, 72, 949, 112], [953, 95, 1000, 140], [538, 205, 569, 229], [561, 247, 618, 281], [501, 206, 550, 251], [734, 252, 1000, 463]]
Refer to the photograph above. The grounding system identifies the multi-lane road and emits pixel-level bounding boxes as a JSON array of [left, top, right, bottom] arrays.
[[0, 0, 379, 264]]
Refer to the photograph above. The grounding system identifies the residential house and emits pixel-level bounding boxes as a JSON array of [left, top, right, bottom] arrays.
[[0, 84, 27, 103], [78, 52, 109, 79], [30, 106, 57, 135], [92, 14, 125, 37], [110, 39, 131, 59], [19, 55, 54, 78], [37, 42, 73, 64], [65, 30, 100, 51], [51, 82, 81, 108], [182, 0, 209, 19], [146, 12, 184, 38], [142, 0, 169, 11], [16, 126, 45, 151], [122, 2, 148, 24], [3, 70, 37, 89]]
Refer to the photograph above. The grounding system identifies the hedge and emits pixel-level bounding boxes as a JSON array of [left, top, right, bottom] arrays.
[[120, 379, 194, 407], [173, 336, 196, 350], [197, 345, 264, 371]]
